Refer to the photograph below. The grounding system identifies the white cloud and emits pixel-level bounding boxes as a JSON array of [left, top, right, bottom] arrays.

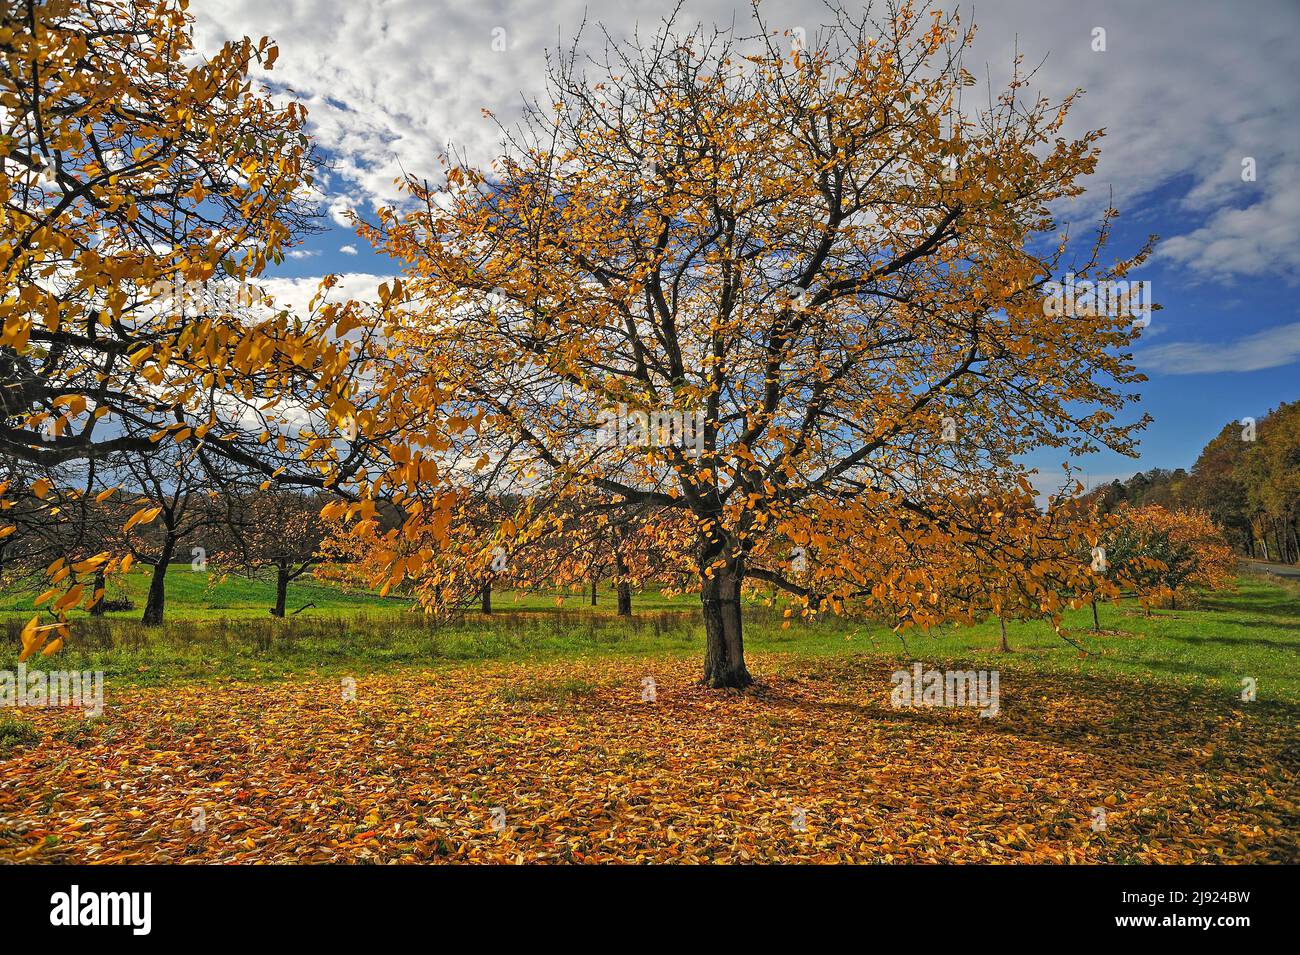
[[326, 194, 358, 228], [286, 248, 319, 259], [255, 272, 395, 318], [192, 0, 1300, 283], [340, 244, 358, 255], [1141, 321, 1300, 374], [1155, 176, 1300, 282]]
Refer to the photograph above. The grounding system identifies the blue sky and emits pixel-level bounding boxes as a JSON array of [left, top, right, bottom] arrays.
[[1024, 172, 1300, 493], [195, 0, 1300, 491]]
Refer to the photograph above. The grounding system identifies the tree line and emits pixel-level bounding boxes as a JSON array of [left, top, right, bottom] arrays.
[[1085, 401, 1300, 564]]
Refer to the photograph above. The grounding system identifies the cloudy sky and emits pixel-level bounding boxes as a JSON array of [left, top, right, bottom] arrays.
[[194, 0, 1300, 489]]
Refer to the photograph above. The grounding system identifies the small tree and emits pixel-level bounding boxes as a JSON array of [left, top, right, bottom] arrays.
[[1100, 504, 1235, 610], [215, 491, 328, 617], [107, 449, 232, 626]]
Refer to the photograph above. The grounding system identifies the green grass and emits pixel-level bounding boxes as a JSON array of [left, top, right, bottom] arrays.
[[0, 715, 42, 753], [754, 573, 1300, 704], [2, 570, 1296, 703], [0, 565, 692, 620], [0, 565, 398, 619]]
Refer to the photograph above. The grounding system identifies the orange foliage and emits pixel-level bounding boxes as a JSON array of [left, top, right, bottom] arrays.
[[332, 5, 1153, 686]]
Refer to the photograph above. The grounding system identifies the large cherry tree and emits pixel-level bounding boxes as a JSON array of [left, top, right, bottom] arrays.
[[357, 3, 1150, 687]]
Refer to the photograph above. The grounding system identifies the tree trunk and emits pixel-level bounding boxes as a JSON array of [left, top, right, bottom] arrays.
[[614, 547, 632, 616], [998, 617, 1011, 653], [480, 581, 492, 615], [699, 536, 751, 689], [142, 537, 175, 625], [590, 577, 597, 606], [89, 568, 108, 617], [1090, 600, 1099, 632], [272, 562, 289, 618]]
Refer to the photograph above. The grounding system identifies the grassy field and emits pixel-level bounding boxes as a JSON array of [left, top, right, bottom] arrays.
[[2, 569, 1297, 702], [0, 565, 398, 619], [0, 564, 691, 619]]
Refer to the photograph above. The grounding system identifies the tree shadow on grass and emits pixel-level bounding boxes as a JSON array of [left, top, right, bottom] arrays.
[[1161, 629, 1300, 651], [750, 660, 1299, 778], [1201, 592, 1300, 617]]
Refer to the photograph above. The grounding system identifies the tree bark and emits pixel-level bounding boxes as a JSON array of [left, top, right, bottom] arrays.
[[1090, 600, 1099, 632], [998, 617, 1011, 653], [141, 536, 175, 625], [480, 581, 492, 615], [699, 534, 751, 688], [614, 547, 632, 616], [89, 568, 107, 617], [272, 562, 289, 618], [590, 577, 597, 606]]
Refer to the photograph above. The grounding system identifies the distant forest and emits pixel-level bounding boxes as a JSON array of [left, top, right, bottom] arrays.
[[1085, 401, 1300, 564]]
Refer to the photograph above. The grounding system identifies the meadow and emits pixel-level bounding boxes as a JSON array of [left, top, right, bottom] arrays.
[[2, 566, 1297, 701]]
